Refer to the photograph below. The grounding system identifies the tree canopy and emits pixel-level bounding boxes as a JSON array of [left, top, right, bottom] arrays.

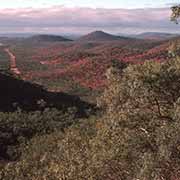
[[171, 5, 180, 23]]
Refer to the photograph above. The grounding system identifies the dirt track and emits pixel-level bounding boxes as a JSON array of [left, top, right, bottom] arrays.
[[4, 48, 21, 75]]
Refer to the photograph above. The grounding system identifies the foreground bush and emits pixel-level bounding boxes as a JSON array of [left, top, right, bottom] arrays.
[[0, 107, 78, 161], [1, 55, 180, 179]]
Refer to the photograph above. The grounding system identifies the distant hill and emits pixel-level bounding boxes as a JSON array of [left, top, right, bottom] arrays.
[[78, 31, 129, 42], [0, 34, 73, 46], [25, 34, 72, 43], [0, 33, 35, 38], [134, 32, 179, 40]]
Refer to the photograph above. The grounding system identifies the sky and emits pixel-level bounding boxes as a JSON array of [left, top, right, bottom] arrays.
[[0, 0, 179, 35], [0, 0, 178, 9]]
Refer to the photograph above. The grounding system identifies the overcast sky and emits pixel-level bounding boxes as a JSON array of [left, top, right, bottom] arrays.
[[0, 0, 178, 9], [0, 0, 179, 35]]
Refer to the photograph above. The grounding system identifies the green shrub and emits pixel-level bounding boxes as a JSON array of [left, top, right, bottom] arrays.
[[97, 55, 180, 179], [0, 107, 78, 161]]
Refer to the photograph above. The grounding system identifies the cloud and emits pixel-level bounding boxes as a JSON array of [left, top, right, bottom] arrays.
[[165, 3, 179, 7], [0, 6, 178, 34]]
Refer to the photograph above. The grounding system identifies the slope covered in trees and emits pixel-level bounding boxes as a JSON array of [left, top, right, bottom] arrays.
[[0, 71, 96, 164], [25, 34, 72, 43], [1, 44, 180, 179], [9, 37, 164, 97]]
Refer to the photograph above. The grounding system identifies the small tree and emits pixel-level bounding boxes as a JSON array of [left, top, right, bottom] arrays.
[[171, 5, 180, 23]]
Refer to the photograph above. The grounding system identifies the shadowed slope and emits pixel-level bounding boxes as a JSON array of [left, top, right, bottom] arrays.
[[0, 71, 95, 114]]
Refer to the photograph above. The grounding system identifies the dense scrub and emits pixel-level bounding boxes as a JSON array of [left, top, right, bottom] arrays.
[[0, 71, 96, 165], [1, 45, 180, 179], [0, 108, 78, 161]]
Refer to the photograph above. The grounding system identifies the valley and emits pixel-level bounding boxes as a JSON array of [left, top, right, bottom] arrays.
[[2, 31, 175, 102]]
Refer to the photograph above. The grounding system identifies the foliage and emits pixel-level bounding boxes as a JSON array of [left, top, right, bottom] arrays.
[[10, 39, 161, 95], [0, 107, 78, 161], [1, 51, 180, 179], [171, 5, 180, 23], [98, 55, 180, 179]]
